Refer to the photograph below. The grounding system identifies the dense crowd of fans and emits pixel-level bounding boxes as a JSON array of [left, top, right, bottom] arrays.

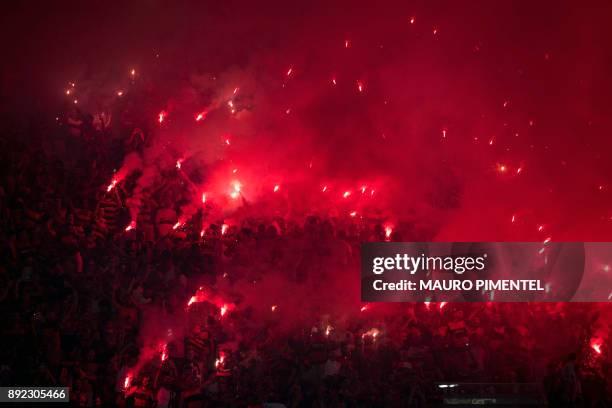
[[0, 109, 610, 407]]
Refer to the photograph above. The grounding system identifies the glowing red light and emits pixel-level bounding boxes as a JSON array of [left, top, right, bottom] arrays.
[[107, 179, 118, 192], [123, 375, 132, 390], [591, 341, 602, 355], [195, 111, 207, 122], [160, 343, 168, 361], [215, 352, 225, 368], [125, 221, 136, 232]]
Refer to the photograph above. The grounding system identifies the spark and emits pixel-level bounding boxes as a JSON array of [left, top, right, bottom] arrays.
[[274, 185, 280, 192], [433, 27, 437, 35], [232, 168, 238, 174], [187, 288, 207, 307], [130, 69, 136, 76], [384, 225, 393, 239], [410, 16, 415, 24], [543, 236, 552, 244], [497, 164, 507, 173], [65, 89, 71, 95], [221, 224, 228, 235], [158, 110, 167, 124], [225, 138, 231, 146], [233, 87, 239, 95], [360, 304, 369, 312], [195, 111, 208, 121], [516, 166, 523, 175], [538, 225, 544, 232], [271, 305, 277, 312], [325, 325, 332, 336], [345, 40, 350, 48], [439, 302, 448, 310], [116, 90, 124, 97], [349, 211, 357, 217], [322, 185, 328, 192], [511, 215, 516, 223], [201, 193, 207, 203], [125, 221, 136, 232], [370, 189, 375, 196], [107, 179, 118, 192], [357, 81, 364, 93], [362, 328, 380, 339], [286, 67, 293, 76], [424, 301, 431, 310], [123, 375, 132, 390], [200, 229, 205, 238], [160, 343, 168, 361], [220, 304, 228, 317], [442, 129, 447, 138], [343, 190, 351, 198], [361, 185, 367, 194], [176, 159, 183, 170], [215, 352, 225, 368], [332, 78, 337, 85], [172, 221, 183, 230], [489, 138, 494, 146], [73, 99, 78, 104], [591, 340, 602, 355]]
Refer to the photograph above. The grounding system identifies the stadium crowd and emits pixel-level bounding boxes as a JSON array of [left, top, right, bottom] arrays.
[[0, 109, 610, 407]]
